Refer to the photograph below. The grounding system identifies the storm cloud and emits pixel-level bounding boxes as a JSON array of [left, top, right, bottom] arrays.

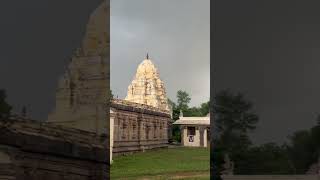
[[110, 0, 210, 107]]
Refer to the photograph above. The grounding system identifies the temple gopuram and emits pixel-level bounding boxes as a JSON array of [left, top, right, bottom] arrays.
[[47, 0, 109, 135], [0, 1, 110, 179], [125, 54, 170, 111], [44, 0, 172, 163], [110, 55, 173, 161]]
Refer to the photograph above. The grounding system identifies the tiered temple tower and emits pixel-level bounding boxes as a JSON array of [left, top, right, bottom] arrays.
[[125, 54, 170, 111], [47, 1, 109, 134]]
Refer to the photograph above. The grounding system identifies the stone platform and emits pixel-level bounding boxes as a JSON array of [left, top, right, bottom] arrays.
[[0, 117, 109, 180]]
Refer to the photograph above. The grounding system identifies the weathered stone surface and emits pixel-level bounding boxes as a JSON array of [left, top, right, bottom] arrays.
[[125, 56, 170, 111], [111, 99, 171, 155], [0, 118, 109, 180], [47, 1, 110, 135]]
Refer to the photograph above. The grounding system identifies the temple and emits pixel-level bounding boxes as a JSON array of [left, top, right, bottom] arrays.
[[111, 56, 173, 159], [0, 1, 110, 179], [45, 0, 172, 163], [125, 55, 170, 111]]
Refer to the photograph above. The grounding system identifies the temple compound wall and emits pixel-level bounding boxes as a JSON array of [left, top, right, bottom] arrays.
[[0, 117, 109, 180], [110, 99, 172, 156]]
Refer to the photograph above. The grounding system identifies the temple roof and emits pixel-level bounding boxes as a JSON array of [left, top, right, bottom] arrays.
[[135, 58, 159, 78], [173, 116, 210, 125], [82, 1, 109, 56]]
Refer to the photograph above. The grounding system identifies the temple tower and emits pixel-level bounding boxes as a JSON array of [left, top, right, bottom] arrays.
[[47, 1, 110, 135], [125, 54, 170, 111]]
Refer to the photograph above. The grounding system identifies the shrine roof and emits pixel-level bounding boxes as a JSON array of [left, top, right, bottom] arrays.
[[173, 116, 210, 125]]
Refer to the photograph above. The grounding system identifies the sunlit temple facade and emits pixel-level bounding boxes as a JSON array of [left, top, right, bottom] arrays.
[[110, 55, 172, 162]]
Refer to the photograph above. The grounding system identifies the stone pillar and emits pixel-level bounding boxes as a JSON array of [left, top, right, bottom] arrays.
[[163, 121, 168, 141], [195, 127, 200, 147], [114, 115, 119, 141], [182, 126, 187, 146], [204, 128, 207, 147], [167, 120, 173, 141], [200, 126, 204, 147], [110, 110, 114, 164], [138, 114, 143, 150]]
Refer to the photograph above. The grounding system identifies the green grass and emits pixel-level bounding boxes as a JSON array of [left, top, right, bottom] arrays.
[[110, 147, 210, 179]]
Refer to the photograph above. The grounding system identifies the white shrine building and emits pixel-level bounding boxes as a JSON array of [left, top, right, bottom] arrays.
[[173, 112, 210, 147]]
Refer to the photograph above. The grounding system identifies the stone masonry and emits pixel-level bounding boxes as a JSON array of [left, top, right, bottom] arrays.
[[47, 0, 109, 135], [111, 99, 172, 156], [0, 117, 109, 180]]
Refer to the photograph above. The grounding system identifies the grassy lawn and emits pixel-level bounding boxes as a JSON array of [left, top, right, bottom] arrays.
[[110, 147, 210, 180]]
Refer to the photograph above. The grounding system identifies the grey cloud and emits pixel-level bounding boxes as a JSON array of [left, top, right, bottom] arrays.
[[111, 0, 210, 106]]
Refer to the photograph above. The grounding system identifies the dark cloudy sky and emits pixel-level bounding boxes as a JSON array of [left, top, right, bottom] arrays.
[[214, 0, 320, 144], [0, 1, 102, 120], [110, 0, 210, 107], [1, 0, 320, 145]]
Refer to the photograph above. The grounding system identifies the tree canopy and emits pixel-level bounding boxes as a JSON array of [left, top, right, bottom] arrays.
[[169, 90, 209, 142], [214, 90, 259, 151], [176, 90, 191, 110], [213, 90, 320, 176], [0, 89, 12, 120]]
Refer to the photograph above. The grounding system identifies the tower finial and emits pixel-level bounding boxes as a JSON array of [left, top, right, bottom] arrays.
[[146, 53, 149, 59]]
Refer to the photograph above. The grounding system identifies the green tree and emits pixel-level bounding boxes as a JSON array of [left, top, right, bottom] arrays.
[[287, 130, 315, 173], [284, 115, 320, 173], [168, 98, 181, 142], [0, 89, 12, 120], [214, 90, 258, 150], [213, 90, 259, 175], [177, 90, 191, 111], [168, 98, 180, 121], [310, 124, 320, 157], [184, 106, 202, 117], [199, 101, 210, 116], [169, 91, 209, 142], [234, 143, 295, 174]]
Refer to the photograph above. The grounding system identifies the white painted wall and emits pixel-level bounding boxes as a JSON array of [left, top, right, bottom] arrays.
[[183, 128, 200, 147]]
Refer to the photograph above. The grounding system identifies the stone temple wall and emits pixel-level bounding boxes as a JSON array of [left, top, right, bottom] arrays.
[[0, 118, 109, 180], [111, 99, 172, 155]]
